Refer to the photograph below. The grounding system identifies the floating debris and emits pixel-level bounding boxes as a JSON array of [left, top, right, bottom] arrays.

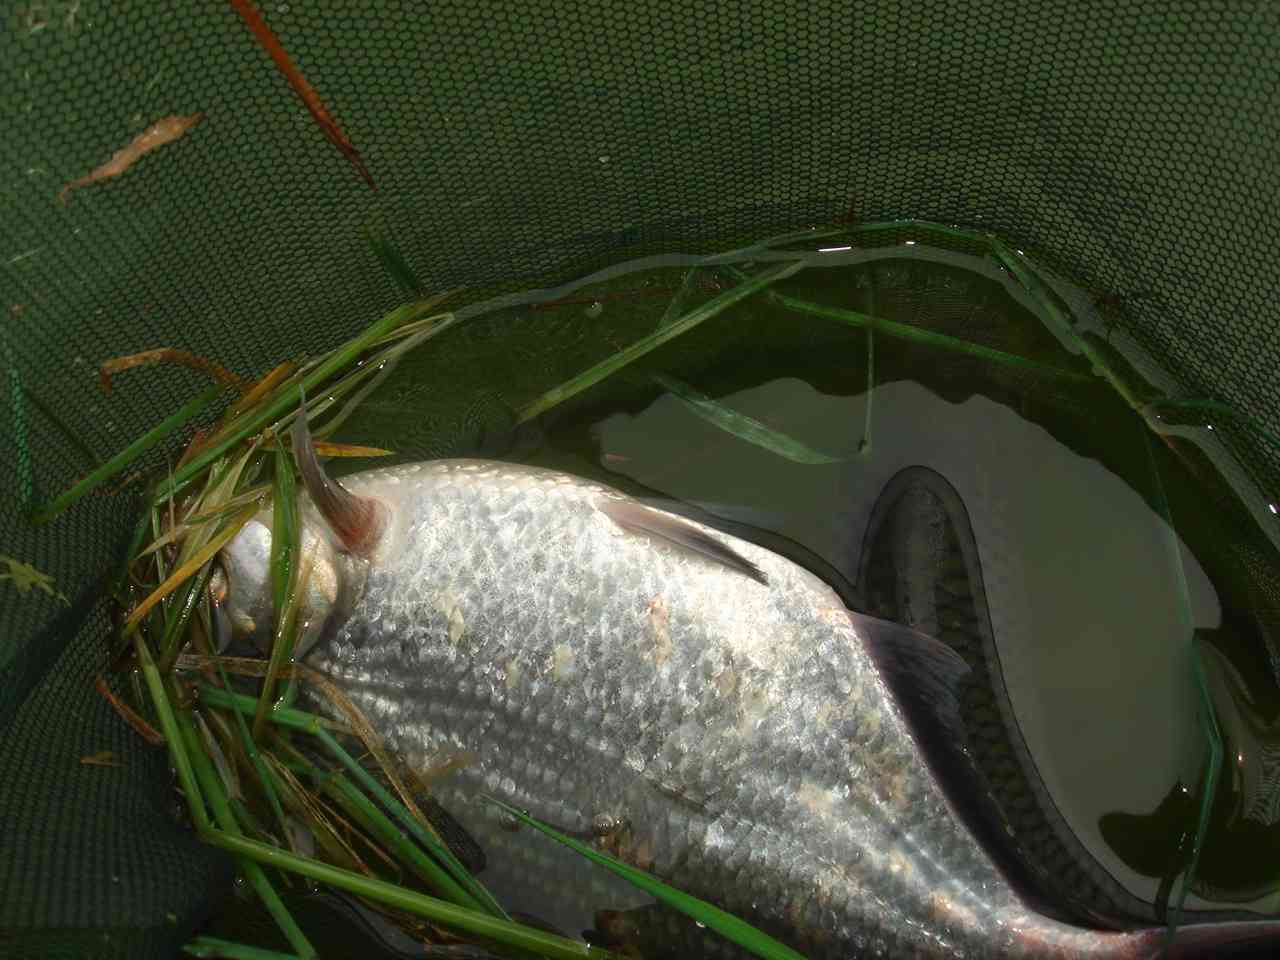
[[0, 554, 68, 605], [230, 0, 375, 190], [80, 751, 124, 768], [94, 676, 165, 746], [100, 347, 245, 394], [58, 114, 204, 204]]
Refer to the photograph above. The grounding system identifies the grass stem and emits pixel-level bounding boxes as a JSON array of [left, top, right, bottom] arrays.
[[178, 712, 317, 960], [517, 260, 806, 423], [201, 832, 615, 960], [33, 384, 221, 523], [770, 291, 1090, 381]]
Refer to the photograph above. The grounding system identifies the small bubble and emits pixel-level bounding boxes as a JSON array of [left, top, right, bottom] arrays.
[[584, 300, 604, 319], [598, 155, 610, 164]]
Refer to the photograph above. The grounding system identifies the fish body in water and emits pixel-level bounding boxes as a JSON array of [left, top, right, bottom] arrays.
[[218, 434, 1275, 958]]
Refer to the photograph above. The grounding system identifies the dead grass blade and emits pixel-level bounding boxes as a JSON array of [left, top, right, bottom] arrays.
[[267, 754, 376, 877], [100, 348, 245, 394], [313, 442, 394, 458], [229, 0, 375, 190], [80, 751, 124, 768], [95, 674, 165, 745], [229, 360, 298, 420]]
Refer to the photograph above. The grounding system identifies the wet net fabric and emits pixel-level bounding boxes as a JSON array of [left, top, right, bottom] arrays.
[[1, 1, 1278, 955]]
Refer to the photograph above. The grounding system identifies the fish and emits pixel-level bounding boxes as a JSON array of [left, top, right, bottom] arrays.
[[215, 413, 1280, 958]]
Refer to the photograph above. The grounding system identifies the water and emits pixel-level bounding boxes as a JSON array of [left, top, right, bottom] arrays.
[[325, 225, 1280, 935]]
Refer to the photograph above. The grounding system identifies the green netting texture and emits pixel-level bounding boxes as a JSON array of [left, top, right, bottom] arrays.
[[1, 1, 1278, 955]]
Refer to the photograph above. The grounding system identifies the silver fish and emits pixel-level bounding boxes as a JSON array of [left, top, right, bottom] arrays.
[[215, 416, 1278, 959]]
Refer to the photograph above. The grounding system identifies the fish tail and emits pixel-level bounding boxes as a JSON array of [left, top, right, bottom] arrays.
[[1132, 918, 1280, 959]]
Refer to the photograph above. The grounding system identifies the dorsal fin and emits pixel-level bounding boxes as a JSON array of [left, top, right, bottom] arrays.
[[291, 390, 385, 555], [599, 499, 768, 585], [634, 495, 861, 609]]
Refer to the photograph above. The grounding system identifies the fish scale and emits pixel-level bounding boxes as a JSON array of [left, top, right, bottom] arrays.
[[217, 455, 1263, 957]]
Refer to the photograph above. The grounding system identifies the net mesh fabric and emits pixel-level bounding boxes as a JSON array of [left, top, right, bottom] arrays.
[[2, 2, 1278, 954]]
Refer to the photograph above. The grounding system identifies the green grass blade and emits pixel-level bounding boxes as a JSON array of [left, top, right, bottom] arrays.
[[178, 712, 317, 960], [517, 260, 806, 423], [269, 442, 297, 598], [310, 356, 402, 442], [742, 224, 853, 250], [263, 754, 368, 870], [986, 241, 1145, 410], [1138, 422, 1219, 949], [652, 372, 848, 464], [157, 301, 437, 502], [1145, 396, 1280, 455], [286, 748, 482, 912], [253, 567, 305, 740], [135, 635, 212, 833], [194, 682, 335, 735], [206, 643, 292, 850], [23, 378, 102, 473], [184, 936, 302, 959], [32, 384, 221, 523], [769, 291, 1090, 382], [202, 832, 618, 960], [364, 222, 425, 298], [158, 564, 214, 673], [197, 677, 499, 915], [265, 306, 459, 446], [255, 441, 302, 737], [1164, 636, 1224, 952], [843, 219, 984, 243], [312, 726, 509, 920], [655, 267, 701, 330], [184, 485, 271, 525], [482, 797, 808, 960]]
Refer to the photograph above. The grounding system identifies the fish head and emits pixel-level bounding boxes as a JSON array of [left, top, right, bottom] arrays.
[[211, 512, 346, 659], [210, 393, 390, 658]]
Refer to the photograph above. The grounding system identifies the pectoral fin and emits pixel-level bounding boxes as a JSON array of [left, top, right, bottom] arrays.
[[291, 390, 386, 555]]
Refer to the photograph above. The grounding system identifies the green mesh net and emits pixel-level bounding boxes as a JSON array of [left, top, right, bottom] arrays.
[[2, 2, 1279, 956]]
